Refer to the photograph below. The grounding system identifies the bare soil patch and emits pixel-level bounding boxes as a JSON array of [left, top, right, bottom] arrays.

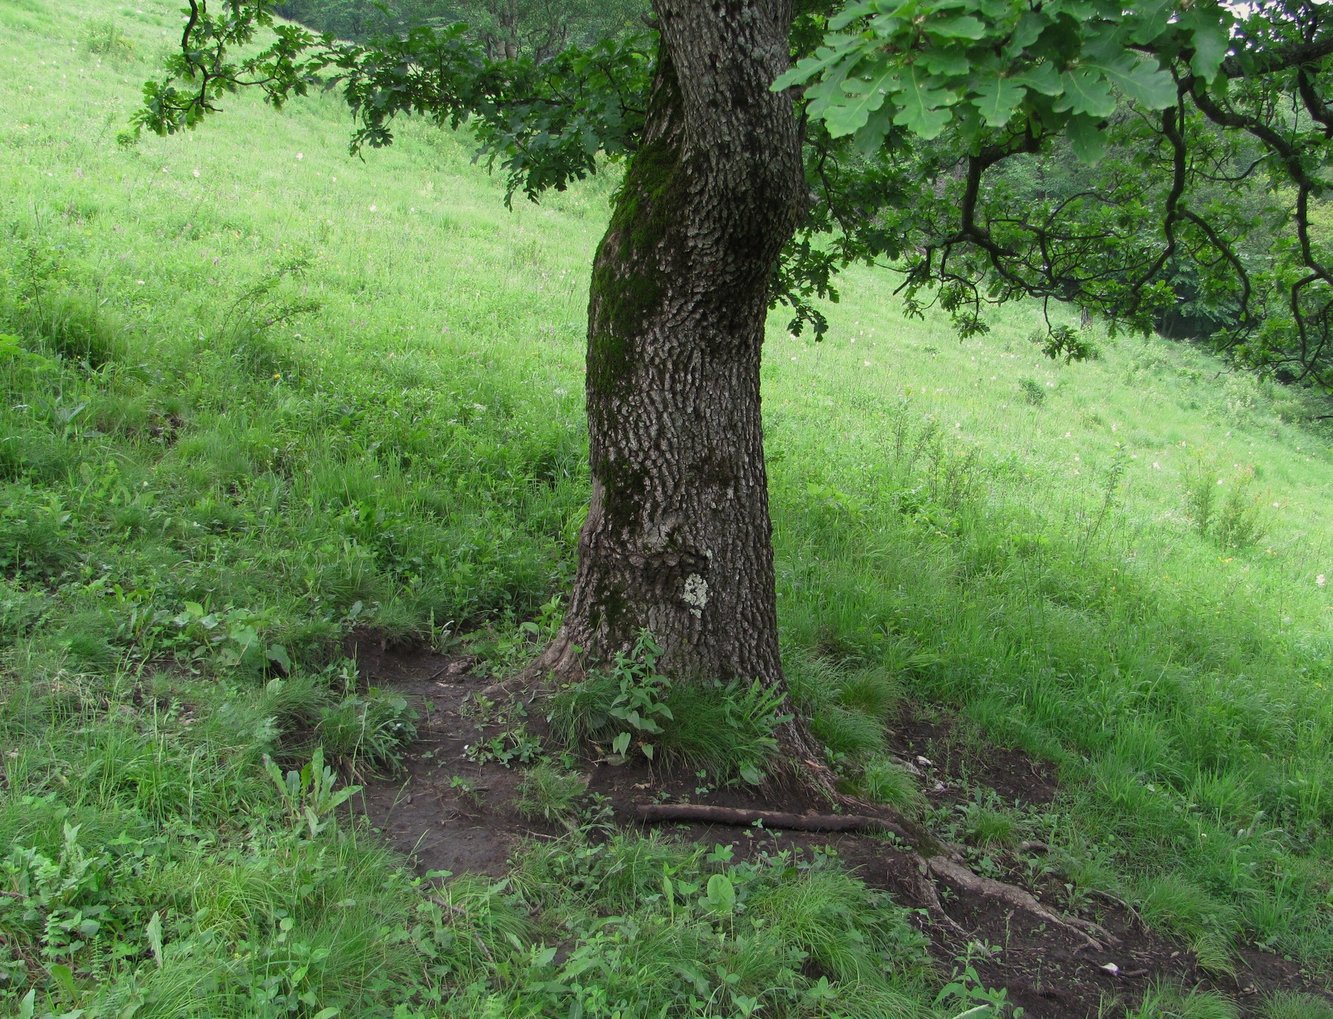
[[350, 642, 1331, 1018]]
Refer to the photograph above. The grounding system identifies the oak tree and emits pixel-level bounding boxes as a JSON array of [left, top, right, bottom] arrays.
[[132, 0, 1333, 769]]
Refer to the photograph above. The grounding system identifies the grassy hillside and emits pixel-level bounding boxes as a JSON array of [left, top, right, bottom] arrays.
[[1, 1, 1330, 1016]]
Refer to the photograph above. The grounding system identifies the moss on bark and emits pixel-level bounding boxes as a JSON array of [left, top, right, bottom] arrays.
[[586, 136, 680, 398]]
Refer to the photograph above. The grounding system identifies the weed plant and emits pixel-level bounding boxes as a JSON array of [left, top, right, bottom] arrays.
[[548, 631, 787, 783]]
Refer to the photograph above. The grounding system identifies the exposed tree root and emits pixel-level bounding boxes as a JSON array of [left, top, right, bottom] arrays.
[[634, 798, 1115, 953], [633, 803, 907, 834], [529, 630, 585, 684], [766, 715, 854, 806], [907, 864, 970, 939], [925, 855, 1114, 951]]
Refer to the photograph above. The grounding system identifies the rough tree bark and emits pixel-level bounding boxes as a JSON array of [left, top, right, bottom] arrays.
[[540, 0, 806, 709]]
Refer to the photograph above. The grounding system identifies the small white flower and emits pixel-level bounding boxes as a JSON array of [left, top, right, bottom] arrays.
[[1318, 574, 1327, 588], [369, 204, 377, 212], [296, 152, 304, 160], [192, 168, 200, 178]]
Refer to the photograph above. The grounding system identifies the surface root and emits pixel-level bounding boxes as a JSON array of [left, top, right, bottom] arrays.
[[926, 854, 1115, 951], [634, 802, 900, 833]]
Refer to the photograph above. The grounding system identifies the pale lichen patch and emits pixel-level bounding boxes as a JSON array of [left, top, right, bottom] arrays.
[[683, 573, 709, 617]]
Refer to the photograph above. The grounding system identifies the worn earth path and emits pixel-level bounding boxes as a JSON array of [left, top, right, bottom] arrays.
[[349, 640, 1331, 1018]]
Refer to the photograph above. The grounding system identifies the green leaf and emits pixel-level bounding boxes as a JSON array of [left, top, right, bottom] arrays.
[[611, 732, 631, 756], [705, 843, 734, 864], [828, 0, 879, 32], [971, 76, 1025, 128], [1085, 49, 1175, 110], [771, 38, 855, 92], [739, 763, 764, 785], [890, 65, 955, 140], [920, 48, 971, 76], [827, 61, 897, 138], [1066, 113, 1107, 163], [804, 60, 855, 122], [1127, 0, 1174, 45], [852, 111, 895, 156], [1045, 0, 1097, 18], [924, 15, 985, 40], [266, 643, 292, 671], [50, 964, 77, 998], [1054, 68, 1116, 118], [146, 911, 164, 967], [1009, 9, 1049, 52], [705, 873, 737, 913], [1181, 6, 1232, 81], [1015, 62, 1062, 97]]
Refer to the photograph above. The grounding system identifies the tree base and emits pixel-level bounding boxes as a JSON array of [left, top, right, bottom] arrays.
[[519, 639, 1107, 951]]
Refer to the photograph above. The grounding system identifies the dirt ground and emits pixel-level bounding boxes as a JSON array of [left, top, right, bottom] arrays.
[[349, 640, 1331, 1018]]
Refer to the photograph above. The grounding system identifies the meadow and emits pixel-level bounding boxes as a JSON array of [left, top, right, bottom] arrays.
[[1, 1, 1331, 1016]]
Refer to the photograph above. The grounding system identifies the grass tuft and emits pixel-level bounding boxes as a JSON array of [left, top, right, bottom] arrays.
[[860, 755, 927, 815], [515, 762, 587, 828], [1261, 991, 1333, 1019]]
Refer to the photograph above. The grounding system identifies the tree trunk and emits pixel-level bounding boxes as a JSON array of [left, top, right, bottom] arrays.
[[543, 0, 804, 698]]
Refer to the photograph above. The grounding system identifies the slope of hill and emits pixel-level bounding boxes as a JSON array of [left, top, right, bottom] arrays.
[[1, 2, 1330, 1017]]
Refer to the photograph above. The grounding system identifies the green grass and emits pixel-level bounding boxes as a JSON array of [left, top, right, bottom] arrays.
[[515, 762, 589, 827], [1, 0, 1331, 1014]]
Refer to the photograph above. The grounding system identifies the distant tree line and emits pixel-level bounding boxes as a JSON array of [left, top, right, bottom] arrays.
[[275, 0, 648, 60]]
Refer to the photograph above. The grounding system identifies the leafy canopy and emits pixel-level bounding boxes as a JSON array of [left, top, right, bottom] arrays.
[[129, 0, 1333, 391]]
